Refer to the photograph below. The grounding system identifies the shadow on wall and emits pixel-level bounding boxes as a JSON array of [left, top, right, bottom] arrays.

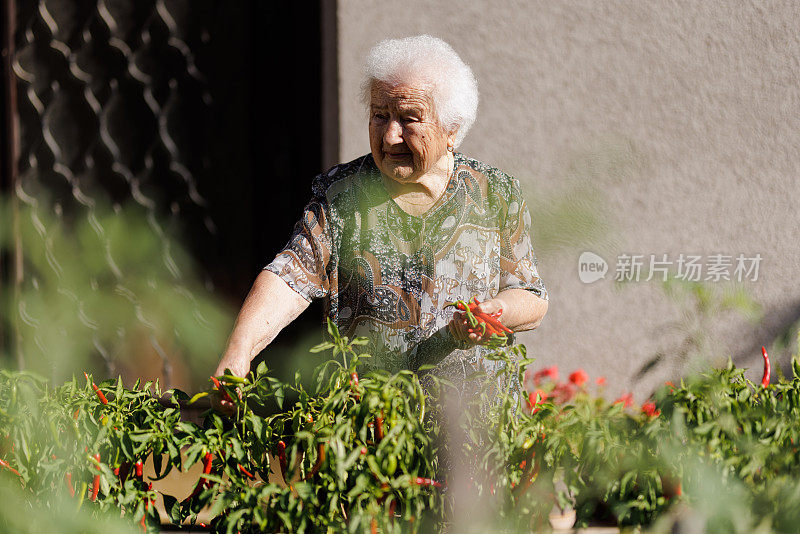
[[522, 134, 799, 388]]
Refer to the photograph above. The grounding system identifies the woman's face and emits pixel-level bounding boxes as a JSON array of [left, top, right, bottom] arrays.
[[369, 81, 453, 183]]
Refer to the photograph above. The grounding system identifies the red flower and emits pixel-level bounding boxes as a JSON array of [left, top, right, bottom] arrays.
[[595, 376, 606, 386], [614, 392, 634, 408], [642, 401, 661, 417], [569, 369, 588, 387], [533, 366, 558, 385], [527, 389, 548, 413], [551, 382, 576, 404]]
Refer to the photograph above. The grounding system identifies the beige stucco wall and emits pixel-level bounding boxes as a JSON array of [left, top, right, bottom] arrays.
[[334, 1, 800, 399]]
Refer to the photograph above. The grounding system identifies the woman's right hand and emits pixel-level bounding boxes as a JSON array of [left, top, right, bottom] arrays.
[[211, 355, 247, 416], [211, 389, 237, 416], [447, 299, 506, 346], [210, 270, 311, 414]]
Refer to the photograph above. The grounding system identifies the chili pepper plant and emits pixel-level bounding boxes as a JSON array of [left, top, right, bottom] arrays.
[[4, 326, 800, 532]]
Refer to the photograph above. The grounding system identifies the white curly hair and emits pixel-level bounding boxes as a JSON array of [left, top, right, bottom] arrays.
[[361, 35, 479, 148]]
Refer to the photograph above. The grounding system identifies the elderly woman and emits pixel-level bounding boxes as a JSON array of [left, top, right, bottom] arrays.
[[214, 35, 548, 389]]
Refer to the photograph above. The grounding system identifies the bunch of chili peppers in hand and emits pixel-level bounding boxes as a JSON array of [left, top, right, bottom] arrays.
[[447, 296, 513, 348]]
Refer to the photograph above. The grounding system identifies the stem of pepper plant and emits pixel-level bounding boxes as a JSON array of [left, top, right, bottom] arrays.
[[75, 481, 87, 511]]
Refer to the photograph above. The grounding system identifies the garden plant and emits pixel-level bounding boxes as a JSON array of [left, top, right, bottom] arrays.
[[2, 321, 800, 533]]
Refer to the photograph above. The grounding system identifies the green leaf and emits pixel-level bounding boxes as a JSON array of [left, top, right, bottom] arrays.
[[121, 432, 134, 458], [163, 494, 182, 524], [129, 432, 154, 443], [248, 414, 263, 439], [153, 452, 163, 477], [273, 383, 285, 410], [230, 438, 245, 460]]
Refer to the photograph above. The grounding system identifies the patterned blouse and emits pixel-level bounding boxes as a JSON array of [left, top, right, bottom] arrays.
[[266, 153, 547, 380]]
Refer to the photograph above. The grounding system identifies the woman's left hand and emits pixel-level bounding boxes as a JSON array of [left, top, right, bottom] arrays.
[[447, 298, 507, 347]]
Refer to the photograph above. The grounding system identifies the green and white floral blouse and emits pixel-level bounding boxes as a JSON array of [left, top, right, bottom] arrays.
[[266, 153, 547, 380]]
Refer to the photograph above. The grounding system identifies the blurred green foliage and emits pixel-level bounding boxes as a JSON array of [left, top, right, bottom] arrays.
[[0, 198, 234, 385], [4, 322, 800, 532]]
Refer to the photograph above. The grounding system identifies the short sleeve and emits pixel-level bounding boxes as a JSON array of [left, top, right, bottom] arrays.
[[498, 181, 548, 300], [265, 198, 333, 302]]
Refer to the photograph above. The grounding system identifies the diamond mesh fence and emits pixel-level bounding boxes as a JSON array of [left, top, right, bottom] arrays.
[[3, 0, 232, 387]]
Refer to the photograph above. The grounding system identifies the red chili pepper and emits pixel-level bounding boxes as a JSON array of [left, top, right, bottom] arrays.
[[116, 461, 130, 482], [474, 311, 512, 334], [238, 464, 255, 479], [140, 483, 154, 532], [135, 460, 143, 479], [761, 346, 771, 387], [202, 452, 213, 474], [65, 472, 75, 496], [186, 452, 215, 501], [90, 453, 101, 501], [277, 441, 288, 481], [91, 474, 100, 501], [413, 476, 442, 488], [303, 443, 326, 480], [371, 518, 378, 534], [73, 409, 80, 420], [0, 458, 21, 478], [375, 415, 385, 442], [84, 373, 108, 405], [482, 322, 499, 336], [360, 446, 368, 455]]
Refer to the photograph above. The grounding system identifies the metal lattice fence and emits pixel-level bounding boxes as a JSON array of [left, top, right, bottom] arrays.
[[1, 0, 328, 387], [4, 0, 225, 386]]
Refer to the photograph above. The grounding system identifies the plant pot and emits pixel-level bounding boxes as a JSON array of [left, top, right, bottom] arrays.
[[548, 508, 576, 531]]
